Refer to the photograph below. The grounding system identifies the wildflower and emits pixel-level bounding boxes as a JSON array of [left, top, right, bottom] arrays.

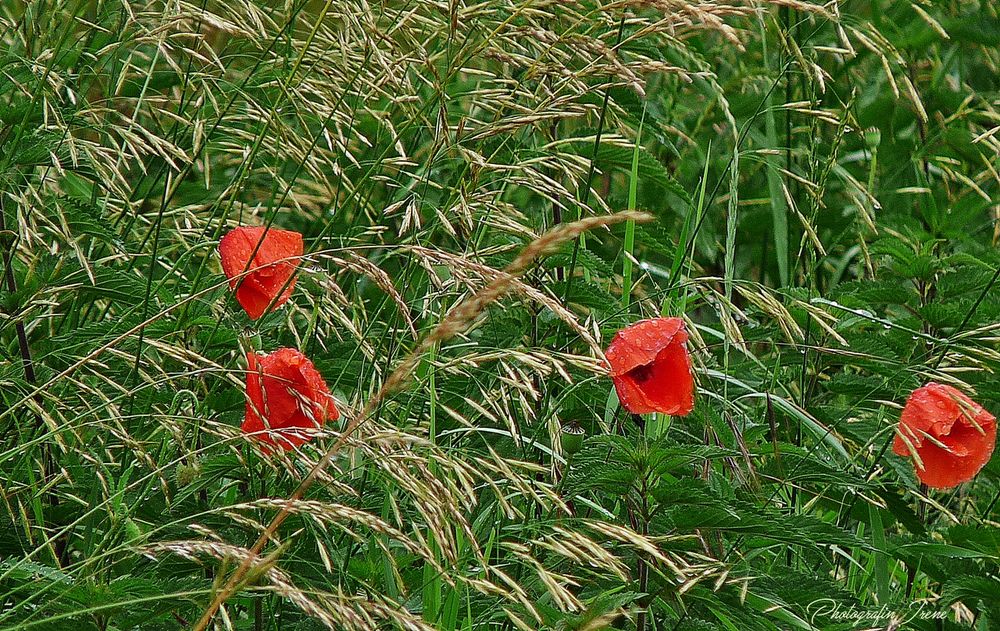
[[219, 226, 303, 319], [892, 382, 996, 488], [605, 317, 694, 416], [242, 348, 338, 450]]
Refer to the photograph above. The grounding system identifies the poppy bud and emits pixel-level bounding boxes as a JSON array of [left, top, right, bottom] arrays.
[[242, 348, 338, 451], [605, 318, 694, 416], [864, 127, 881, 150], [892, 383, 997, 489], [219, 226, 304, 320], [240, 326, 262, 351], [560, 422, 585, 456]]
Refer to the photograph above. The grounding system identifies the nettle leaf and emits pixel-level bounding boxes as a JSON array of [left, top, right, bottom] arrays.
[[837, 332, 906, 369], [657, 499, 867, 550], [916, 302, 962, 330], [937, 266, 997, 298], [45, 195, 123, 251], [941, 252, 990, 269], [553, 279, 618, 315], [651, 477, 730, 508], [830, 279, 914, 306], [606, 84, 679, 153], [647, 443, 739, 478], [824, 372, 896, 399], [940, 575, 1000, 614], [173, 454, 247, 503], [0, 560, 173, 627], [679, 583, 800, 631], [753, 570, 856, 621], [866, 489, 925, 536], [890, 252, 942, 281], [671, 616, 722, 631], [946, 525, 1000, 556], [672, 618, 721, 631], [556, 135, 690, 205], [893, 541, 996, 561], [477, 308, 530, 347], [565, 435, 641, 493], [754, 447, 866, 488], [0, 559, 73, 587], [59, 262, 156, 304], [556, 589, 638, 628], [868, 235, 916, 262], [541, 244, 613, 277], [635, 221, 680, 259], [203, 386, 244, 414], [37, 313, 139, 357]]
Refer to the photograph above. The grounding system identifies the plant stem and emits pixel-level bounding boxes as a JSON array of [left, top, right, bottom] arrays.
[[0, 203, 37, 387], [0, 198, 62, 566], [636, 468, 650, 631], [562, 15, 627, 307], [622, 103, 646, 310]]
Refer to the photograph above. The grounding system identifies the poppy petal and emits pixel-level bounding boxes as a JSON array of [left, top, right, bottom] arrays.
[[629, 342, 694, 416], [613, 373, 660, 415], [894, 382, 997, 488], [606, 318, 686, 376], [219, 226, 304, 320], [235, 284, 279, 320], [913, 433, 995, 488], [606, 318, 694, 416], [240, 348, 338, 451]]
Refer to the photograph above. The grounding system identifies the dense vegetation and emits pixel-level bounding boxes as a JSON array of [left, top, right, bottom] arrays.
[[1, 0, 999, 629]]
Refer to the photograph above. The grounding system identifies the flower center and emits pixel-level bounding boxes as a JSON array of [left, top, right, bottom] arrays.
[[628, 363, 655, 384]]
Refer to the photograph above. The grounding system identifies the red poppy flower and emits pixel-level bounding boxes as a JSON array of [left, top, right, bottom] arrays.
[[892, 382, 997, 488], [219, 226, 304, 320], [242, 348, 339, 450], [605, 317, 694, 416]]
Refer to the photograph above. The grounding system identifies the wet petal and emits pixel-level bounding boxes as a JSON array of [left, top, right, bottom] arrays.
[[607, 318, 694, 416], [894, 382, 997, 488], [606, 318, 686, 376], [240, 348, 338, 451], [629, 342, 694, 416], [219, 226, 304, 319]]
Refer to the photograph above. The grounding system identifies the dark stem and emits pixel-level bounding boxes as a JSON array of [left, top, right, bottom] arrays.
[[254, 460, 267, 630], [561, 14, 627, 308], [904, 484, 929, 598], [550, 112, 564, 281], [631, 413, 645, 432], [0, 207, 37, 387], [0, 201, 64, 563]]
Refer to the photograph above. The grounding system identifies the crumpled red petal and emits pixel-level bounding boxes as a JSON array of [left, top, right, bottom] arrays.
[[606, 318, 694, 416], [912, 424, 995, 488], [892, 382, 997, 488], [606, 317, 686, 376], [219, 226, 304, 320], [241, 348, 338, 451]]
